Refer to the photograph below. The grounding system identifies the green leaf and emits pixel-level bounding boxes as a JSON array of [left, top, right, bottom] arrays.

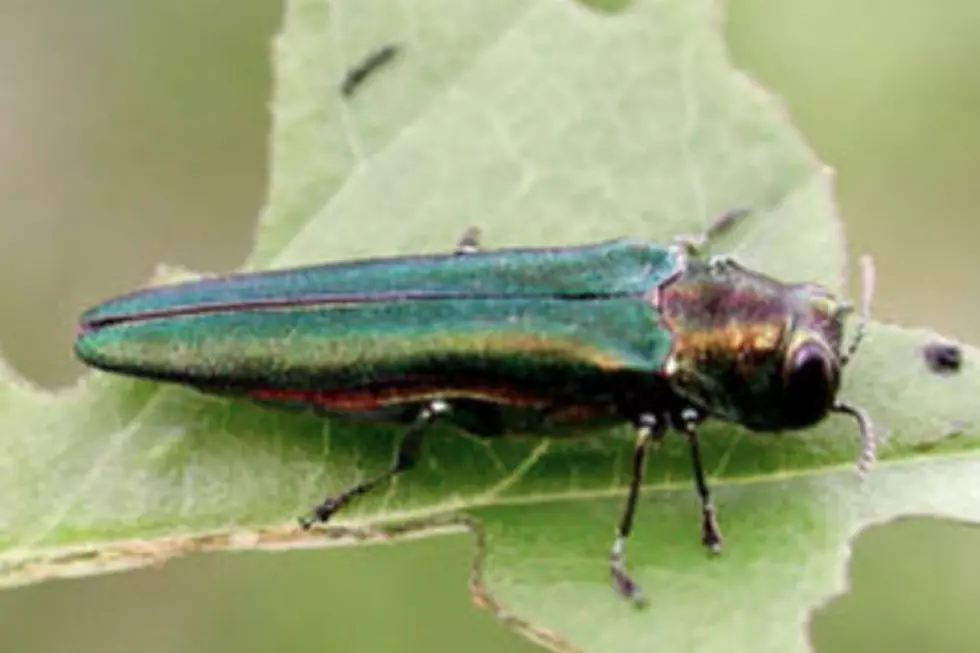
[[1, 1, 977, 653], [468, 321, 980, 652]]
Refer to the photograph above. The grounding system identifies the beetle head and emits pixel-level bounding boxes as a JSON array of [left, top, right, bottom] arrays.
[[659, 257, 872, 433]]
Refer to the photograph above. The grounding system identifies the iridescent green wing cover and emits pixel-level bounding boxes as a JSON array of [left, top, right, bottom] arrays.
[[76, 240, 681, 410]]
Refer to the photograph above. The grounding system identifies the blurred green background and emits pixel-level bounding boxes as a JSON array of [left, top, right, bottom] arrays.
[[1, 0, 978, 652]]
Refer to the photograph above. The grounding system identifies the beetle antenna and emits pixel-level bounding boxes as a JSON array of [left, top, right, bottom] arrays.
[[832, 401, 876, 474], [841, 255, 875, 366]]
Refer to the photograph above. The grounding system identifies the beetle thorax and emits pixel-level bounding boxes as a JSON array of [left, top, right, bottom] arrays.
[[656, 259, 845, 431]]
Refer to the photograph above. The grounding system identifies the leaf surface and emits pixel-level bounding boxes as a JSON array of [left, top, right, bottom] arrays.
[[1, 2, 976, 652]]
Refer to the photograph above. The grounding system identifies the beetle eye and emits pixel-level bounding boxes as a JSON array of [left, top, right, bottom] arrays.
[[783, 341, 838, 427]]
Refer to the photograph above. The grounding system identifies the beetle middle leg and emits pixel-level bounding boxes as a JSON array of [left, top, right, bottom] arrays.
[[300, 400, 449, 528], [678, 410, 723, 551], [454, 226, 482, 255], [610, 413, 666, 605]]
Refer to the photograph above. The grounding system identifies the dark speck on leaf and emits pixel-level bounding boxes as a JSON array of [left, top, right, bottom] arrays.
[[341, 43, 400, 98], [922, 340, 963, 375]]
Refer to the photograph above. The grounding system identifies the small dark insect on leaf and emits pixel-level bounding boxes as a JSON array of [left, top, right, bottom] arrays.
[[922, 340, 963, 375], [340, 43, 400, 97]]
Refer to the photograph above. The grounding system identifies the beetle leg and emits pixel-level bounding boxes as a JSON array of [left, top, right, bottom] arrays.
[[610, 413, 666, 606], [300, 400, 450, 528], [673, 207, 751, 257], [454, 227, 482, 255], [679, 411, 723, 552]]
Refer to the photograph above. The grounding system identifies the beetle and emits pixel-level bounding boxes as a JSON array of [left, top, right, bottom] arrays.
[[73, 210, 875, 604]]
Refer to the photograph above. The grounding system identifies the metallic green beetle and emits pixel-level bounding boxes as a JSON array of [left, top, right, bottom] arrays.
[[74, 211, 875, 604]]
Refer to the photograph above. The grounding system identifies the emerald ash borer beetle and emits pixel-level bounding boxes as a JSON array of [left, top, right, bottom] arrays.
[[74, 210, 876, 605]]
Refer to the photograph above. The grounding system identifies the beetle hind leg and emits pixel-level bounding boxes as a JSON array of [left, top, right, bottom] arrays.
[[300, 400, 449, 529]]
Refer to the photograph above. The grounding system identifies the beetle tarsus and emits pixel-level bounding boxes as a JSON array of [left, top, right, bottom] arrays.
[[300, 401, 448, 528], [609, 414, 664, 605], [610, 535, 647, 607], [701, 501, 723, 553]]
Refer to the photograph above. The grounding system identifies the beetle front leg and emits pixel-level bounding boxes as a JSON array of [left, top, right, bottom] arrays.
[[610, 413, 665, 606], [300, 400, 450, 528], [679, 410, 723, 551], [673, 207, 751, 257]]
